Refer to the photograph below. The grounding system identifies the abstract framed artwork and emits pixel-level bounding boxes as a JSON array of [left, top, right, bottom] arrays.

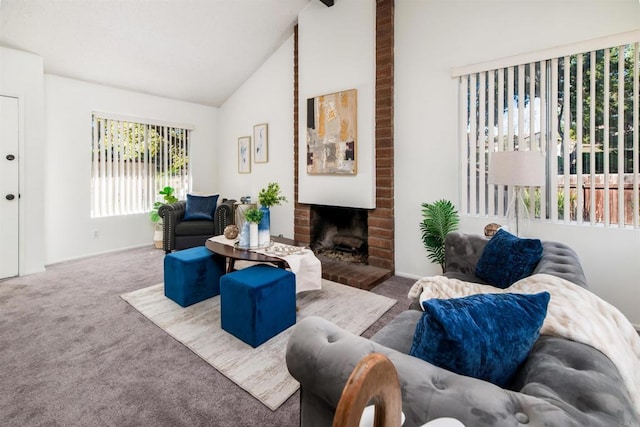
[[253, 123, 268, 163], [306, 89, 357, 175], [238, 136, 251, 174]]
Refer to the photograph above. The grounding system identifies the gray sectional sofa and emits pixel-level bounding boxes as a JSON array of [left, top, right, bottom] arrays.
[[286, 232, 639, 427]]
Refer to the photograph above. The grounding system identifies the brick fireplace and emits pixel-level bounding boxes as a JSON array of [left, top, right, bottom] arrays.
[[309, 205, 369, 262], [293, 0, 395, 290]]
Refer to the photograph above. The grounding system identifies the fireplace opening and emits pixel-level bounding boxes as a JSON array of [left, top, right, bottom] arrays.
[[310, 205, 368, 264]]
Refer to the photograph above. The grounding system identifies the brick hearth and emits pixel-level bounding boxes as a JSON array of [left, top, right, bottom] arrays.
[[293, 0, 395, 291]]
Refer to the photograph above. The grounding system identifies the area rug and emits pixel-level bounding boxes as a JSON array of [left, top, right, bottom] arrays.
[[120, 279, 396, 411]]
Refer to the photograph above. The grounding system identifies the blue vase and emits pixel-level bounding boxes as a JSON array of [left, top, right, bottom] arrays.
[[258, 206, 270, 247]]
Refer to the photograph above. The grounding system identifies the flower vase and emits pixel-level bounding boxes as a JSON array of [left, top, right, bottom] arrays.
[[258, 206, 270, 247], [239, 221, 250, 248], [249, 222, 259, 249]]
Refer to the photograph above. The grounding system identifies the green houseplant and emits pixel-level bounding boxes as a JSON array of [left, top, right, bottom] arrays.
[[257, 182, 287, 246], [257, 182, 287, 208], [244, 207, 264, 224], [420, 199, 460, 272], [150, 186, 179, 248], [150, 186, 179, 223], [244, 207, 264, 249]]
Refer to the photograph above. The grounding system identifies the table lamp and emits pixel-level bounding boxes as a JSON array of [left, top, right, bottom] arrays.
[[488, 151, 545, 236]]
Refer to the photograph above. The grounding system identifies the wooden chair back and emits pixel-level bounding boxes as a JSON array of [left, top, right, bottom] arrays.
[[333, 353, 403, 427]]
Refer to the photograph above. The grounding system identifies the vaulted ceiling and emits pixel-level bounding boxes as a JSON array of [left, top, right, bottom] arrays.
[[0, 0, 312, 107]]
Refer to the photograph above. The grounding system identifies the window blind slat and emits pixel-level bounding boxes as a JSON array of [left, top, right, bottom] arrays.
[[478, 72, 487, 216], [106, 119, 113, 216], [117, 120, 124, 215], [507, 67, 515, 152], [163, 126, 169, 191], [576, 54, 584, 225], [528, 62, 537, 219], [589, 52, 597, 225], [497, 68, 505, 216], [562, 56, 571, 223], [469, 74, 477, 214], [604, 49, 611, 226], [517, 64, 525, 152], [634, 43, 639, 228], [487, 71, 496, 216], [459, 77, 468, 215], [618, 45, 625, 227], [91, 117, 100, 218], [549, 58, 559, 222], [539, 61, 547, 219], [101, 119, 107, 217]]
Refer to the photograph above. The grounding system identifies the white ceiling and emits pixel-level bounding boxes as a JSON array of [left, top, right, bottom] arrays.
[[0, 0, 312, 107]]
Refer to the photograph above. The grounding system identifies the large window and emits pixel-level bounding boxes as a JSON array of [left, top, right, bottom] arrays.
[[457, 34, 639, 228], [90, 113, 191, 218]]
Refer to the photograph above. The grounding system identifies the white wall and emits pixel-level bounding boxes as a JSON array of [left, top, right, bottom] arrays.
[[394, 0, 640, 325], [297, 0, 376, 209], [44, 75, 217, 264], [0, 47, 46, 275], [217, 35, 296, 238]]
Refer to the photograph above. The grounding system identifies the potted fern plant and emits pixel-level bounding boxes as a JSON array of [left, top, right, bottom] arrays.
[[420, 199, 460, 272]]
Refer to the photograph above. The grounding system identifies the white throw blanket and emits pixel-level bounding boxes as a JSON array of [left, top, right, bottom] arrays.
[[208, 235, 322, 293], [408, 274, 640, 418]]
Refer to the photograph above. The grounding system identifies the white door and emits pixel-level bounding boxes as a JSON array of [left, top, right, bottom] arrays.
[[0, 95, 19, 279]]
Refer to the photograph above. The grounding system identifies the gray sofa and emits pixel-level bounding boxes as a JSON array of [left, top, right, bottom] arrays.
[[286, 232, 639, 427]]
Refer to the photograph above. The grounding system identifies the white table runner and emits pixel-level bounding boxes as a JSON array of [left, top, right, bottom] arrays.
[[208, 235, 322, 293]]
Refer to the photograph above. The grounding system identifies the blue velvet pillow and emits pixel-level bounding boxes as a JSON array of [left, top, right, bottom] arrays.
[[409, 292, 550, 387], [475, 228, 543, 288], [183, 194, 219, 221]]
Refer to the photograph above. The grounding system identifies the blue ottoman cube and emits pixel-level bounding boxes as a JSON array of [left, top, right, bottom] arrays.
[[164, 246, 225, 307], [220, 264, 296, 348]]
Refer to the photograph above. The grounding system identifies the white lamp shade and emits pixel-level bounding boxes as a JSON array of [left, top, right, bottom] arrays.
[[488, 151, 545, 187]]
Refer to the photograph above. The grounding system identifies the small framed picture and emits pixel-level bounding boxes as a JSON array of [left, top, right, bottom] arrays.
[[253, 123, 268, 163], [238, 136, 251, 173]]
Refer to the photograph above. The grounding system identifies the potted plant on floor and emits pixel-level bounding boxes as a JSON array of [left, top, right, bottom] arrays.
[[420, 199, 460, 272], [257, 182, 287, 246], [150, 186, 179, 248]]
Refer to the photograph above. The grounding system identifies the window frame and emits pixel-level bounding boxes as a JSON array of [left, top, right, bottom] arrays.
[[455, 31, 640, 229], [90, 112, 193, 218]]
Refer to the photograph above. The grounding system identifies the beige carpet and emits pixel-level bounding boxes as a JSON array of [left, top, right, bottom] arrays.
[[121, 279, 396, 411]]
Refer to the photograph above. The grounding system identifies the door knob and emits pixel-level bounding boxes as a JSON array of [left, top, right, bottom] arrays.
[[5, 194, 15, 201], [6, 154, 15, 161]]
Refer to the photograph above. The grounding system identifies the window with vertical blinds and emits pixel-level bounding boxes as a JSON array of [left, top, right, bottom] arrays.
[[90, 114, 191, 218], [458, 36, 639, 229]]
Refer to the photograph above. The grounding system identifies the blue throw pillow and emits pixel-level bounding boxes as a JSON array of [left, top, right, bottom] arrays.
[[183, 194, 219, 221], [409, 292, 550, 387], [475, 228, 543, 288]]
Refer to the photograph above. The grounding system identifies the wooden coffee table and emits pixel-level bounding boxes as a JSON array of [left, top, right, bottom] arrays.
[[205, 236, 296, 273]]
